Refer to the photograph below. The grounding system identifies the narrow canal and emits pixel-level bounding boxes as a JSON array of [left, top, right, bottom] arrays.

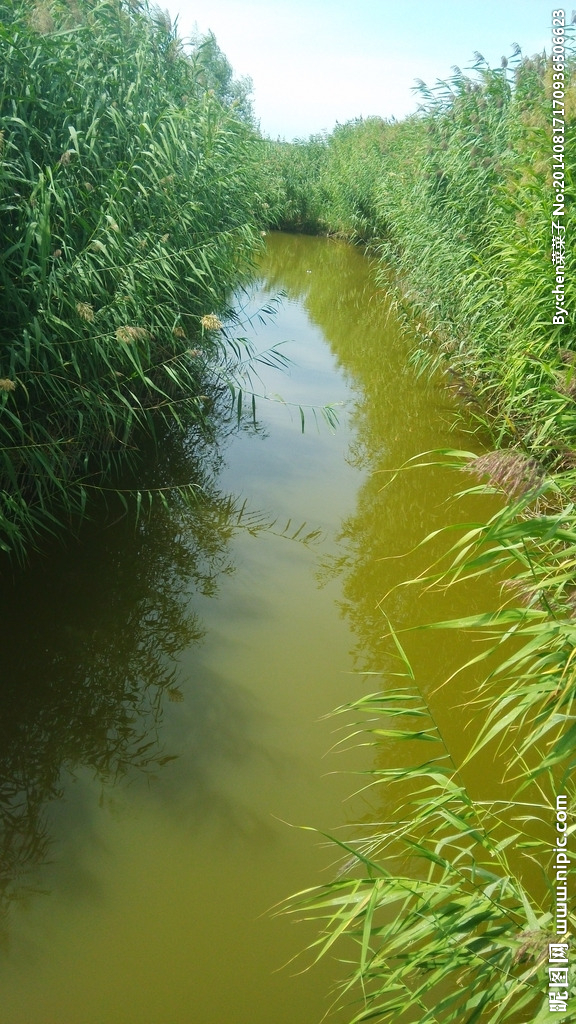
[[0, 232, 500, 1023]]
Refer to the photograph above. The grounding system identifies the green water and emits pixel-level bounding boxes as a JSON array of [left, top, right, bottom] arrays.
[[0, 233, 502, 1023]]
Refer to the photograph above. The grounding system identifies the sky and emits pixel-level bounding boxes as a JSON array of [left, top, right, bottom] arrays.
[[163, 0, 558, 140]]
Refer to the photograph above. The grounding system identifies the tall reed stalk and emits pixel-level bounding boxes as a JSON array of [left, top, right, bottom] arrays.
[[264, 32, 576, 1024], [0, 0, 266, 560]]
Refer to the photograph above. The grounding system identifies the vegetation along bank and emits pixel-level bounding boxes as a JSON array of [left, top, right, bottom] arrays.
[[1, 1, 576, 1021], [0, 0, 267, 562], [262, 28, 576, 1024]]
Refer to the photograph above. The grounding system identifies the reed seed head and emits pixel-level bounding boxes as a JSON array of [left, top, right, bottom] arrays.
[[0, 378, 16, 392], [513, 930, 556, 966], [557, 374, 576, 399], [502, 577, 539, 606], [28, 1, 55, 34], [116, 326, 150, 343], [76, 302, 95, 322], [200, 314, 223, 331], [465, 450, 546, 497]]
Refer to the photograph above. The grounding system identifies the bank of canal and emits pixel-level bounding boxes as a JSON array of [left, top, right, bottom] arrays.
[[0, 232, 500, 1023]]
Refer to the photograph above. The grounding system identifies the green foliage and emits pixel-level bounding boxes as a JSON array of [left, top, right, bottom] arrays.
[[317, 118, 390, 239], [267, 38, 576, 1024], [372, 44, 576, 464], [264, 43, 576, 459], [284, 451, 576, 1022], [260, 134, 330, 232], [375, 447, 576, 779], [188, 28, 256, 126], [0, 0, 265, 560], [284, 690, 570, 1024], [260, 118, 390, 239]]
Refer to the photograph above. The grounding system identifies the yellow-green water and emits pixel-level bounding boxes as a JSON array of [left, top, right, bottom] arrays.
[[0, 233, 504, 1023]]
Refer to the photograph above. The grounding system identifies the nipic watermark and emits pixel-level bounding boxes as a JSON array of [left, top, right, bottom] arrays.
[[548, 795, 571, 1013], [552, 10, 568, 325]]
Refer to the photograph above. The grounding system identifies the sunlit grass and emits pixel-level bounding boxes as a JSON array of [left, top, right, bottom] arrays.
[[265, 32, 576, 1024], [0, 0, 269, 560]]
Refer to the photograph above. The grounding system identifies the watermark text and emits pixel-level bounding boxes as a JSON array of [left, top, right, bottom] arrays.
[[548, 795, 571, 1013], [551, 11, 568, 325]]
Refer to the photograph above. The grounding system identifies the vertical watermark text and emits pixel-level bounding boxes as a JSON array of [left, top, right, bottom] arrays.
[[552, 10, 568, 325], [548, 795, 571, 1013]]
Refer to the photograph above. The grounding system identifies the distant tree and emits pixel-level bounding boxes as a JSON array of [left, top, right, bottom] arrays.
[[189, 29, 256, 126]]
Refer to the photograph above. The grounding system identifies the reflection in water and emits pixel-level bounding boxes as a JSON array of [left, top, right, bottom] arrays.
[[260, 232, 501, 763], [0, 233, 505, 1024], [0, 417, 278, 934]]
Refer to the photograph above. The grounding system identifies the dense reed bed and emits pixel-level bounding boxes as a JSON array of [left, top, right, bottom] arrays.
[[265, 36, 576, 1024], [2, 3, 575, 1017], [0, 0, 266, 560]]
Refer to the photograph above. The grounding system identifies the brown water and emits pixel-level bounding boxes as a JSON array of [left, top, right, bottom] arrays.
[[0, 232, 504, 1024]]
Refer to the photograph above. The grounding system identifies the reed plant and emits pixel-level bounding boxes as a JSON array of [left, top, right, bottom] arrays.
[[284, 688, 570, 1023], [261, 118, 390, 240], [372, 45, 576, 465], [0, 0, 266, 560], [260, 134, 331, 233], [264, 34, 576, 1024], [282, 453, 576, 1022], [264, 42, 576, 459]]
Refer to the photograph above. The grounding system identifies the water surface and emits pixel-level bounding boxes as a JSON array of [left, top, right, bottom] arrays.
[[0, 232, 502, 1023]]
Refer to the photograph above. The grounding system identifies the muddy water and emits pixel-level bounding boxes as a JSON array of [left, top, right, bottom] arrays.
[[0, 233, 501, 1023]]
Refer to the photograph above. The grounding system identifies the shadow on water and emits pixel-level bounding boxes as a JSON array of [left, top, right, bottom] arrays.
[[0, 407, 285, 937], [0, 233, 519, 1023]]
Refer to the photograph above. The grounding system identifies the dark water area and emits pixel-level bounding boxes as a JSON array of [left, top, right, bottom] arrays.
[[0, 232, 508, 1023]]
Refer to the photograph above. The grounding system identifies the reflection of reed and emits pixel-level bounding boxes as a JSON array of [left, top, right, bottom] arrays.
[[0, 419, 271, 933], [0, 395, 326, 940], [260, 233, 495, 687], [0, 468, 209, 926]]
